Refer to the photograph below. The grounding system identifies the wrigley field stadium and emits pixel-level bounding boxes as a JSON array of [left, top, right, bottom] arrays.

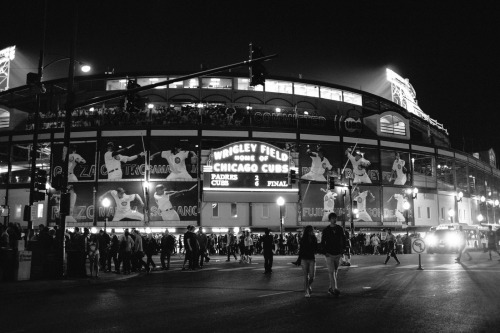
[[1, 46, 499, 244]]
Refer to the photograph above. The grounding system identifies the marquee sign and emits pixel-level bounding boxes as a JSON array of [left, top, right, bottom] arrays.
[[204, 141, 295, 191]]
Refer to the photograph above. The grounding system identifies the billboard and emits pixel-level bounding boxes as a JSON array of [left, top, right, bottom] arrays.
[[149, 137, 198, 180], [51, 142, 96, 183], [343, 144, 380, 185], [98, 138, 146, 180]]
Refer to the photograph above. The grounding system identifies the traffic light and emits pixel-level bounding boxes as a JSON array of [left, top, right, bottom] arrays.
[[35, 168, 47, 191], [288, 168, 297, 185], [249, 45, 267, 87], [26, 72, 41, 86]]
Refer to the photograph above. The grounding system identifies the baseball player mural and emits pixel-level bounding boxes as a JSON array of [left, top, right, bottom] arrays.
[[68, 145, 86, 182], [387, 191, 407, 223], [150, 146, 197, 181], [345, 147, 372, 184], [149, 138, 198, 180], [383, 187, 410, 223], [381, 150, 410, 186], [51, 142, 96, 182], [301, 145, 335, 182], [321, 187, 338, 221], [352, 187, 376, 222], [101, 141, 145, 180], [99, 187, 145, 221], [153, 183, 197, 221]]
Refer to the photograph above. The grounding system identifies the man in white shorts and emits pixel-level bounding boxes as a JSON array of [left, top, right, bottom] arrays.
[[154, 184, 197, 221], [391, 152, 407, 185], [301, 147, 332, 182], [346, 148, 371, 184], [321, 187, 338, 221], [151, 146, 197, 181], [353, 188, 374, 222], [104, 142, 144, 180], [68, 145, 86, 182], [99, 187, 145, 221]]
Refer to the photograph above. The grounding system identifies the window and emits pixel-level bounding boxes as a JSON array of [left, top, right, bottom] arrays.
[[37, 203, 44, 218], [320, 87, 342, 101], [0, 109, 10, 128], [235, 78, 263, 91], [412, 152, 437, 188], [15, 204, 22, 219], [262, 204, 269, 218], [427, 207, 431, 219], [231, 203, 238, 218], [441, 207, 444, 220], [201, 77, 233, 89], [380, 115, 406, 136], [294, 83, 319, 97], [265, 80, 293, 94], [437, 157, 455, 191], [212, 203, 219, 218], [342, 91, 362, 106], [418, 207, 421, 218]]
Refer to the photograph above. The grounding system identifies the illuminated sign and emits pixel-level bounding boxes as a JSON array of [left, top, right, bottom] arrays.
[[204, 141, 294, 191], [386, 68, 447, 134]]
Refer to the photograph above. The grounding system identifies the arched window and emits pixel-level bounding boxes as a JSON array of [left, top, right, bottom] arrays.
[[0, 109, 9, 128], [380, 114, 405, 136]]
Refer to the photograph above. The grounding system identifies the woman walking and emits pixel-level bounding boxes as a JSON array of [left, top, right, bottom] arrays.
[[299, 225, 318, 298]]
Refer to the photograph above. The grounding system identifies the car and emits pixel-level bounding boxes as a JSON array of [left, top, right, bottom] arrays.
[[426, 229, 461, 254]]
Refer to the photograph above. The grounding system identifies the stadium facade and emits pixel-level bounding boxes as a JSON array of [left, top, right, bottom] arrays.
[[0, 69, 499, 235]]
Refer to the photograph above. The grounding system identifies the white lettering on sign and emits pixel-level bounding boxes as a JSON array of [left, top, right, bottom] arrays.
[[267, 181, 288, 187]]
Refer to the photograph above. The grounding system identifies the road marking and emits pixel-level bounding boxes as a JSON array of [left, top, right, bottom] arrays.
[[219, 267, 257, 272], [258, 290, 301, 298]]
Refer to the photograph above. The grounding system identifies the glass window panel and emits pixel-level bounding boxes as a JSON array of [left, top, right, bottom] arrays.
[[475, 169, 486, 195], [105, 79, 127, 91], [265, 80, 292, 94], [0, 109, 10, 128], [168, 77, 183, 89], [231, 203, 238, 218], [436, 156, 455, 191], [468, 166, 477, 196], [262, 204, 269, 218], [343, 91, 362, 106], [10, 143, 32, 184], [294, 83, 319, 97], [320, 87, 342, 101], [235, 78, 263, 91], [380, 115, 406, 136], [201, 77, 233, 89], [212, 203, 219, 217], [184, 78, 199, 89], [455, 161, 469, 195], [411, 152, 436, 188], [427, 207, 431, 219], [0, 143, 8, 185]]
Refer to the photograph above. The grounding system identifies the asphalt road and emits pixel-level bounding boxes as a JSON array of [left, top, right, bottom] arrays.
[[2, 252, 500, 333]]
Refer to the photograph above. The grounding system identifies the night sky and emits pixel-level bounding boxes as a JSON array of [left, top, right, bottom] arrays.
[[2, 1, 499, 155]]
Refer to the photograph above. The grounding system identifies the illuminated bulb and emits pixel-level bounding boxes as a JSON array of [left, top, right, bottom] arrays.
[[275, 108, 281, 113]]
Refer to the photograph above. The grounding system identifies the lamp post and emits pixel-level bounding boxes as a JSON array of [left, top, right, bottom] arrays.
[[102, 197, 111, 232], [403, 200, 411, 231], [277, 196, 285, 240], [448, 208, 455, 223], [480, 195, 488, 223]]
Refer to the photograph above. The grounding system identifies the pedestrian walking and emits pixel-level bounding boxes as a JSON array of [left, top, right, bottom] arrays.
[[456, 226, 472, 262], [144, 233, 158, 271], [118, 229, 134, 274], [197, 228, 208, 268], [244, 230, 253, 264], [320, 213, 345, 296], [160, 230, 175, 270], [87, 233, 100, 277], [262, 229, 274, 274], [133, 230, 150, 273], [225, 231, 238, 261], [299, 225, 318, 297], [383, 229, 401, 265], [108, 229, 119, 273], [485, 226, 500, 260]]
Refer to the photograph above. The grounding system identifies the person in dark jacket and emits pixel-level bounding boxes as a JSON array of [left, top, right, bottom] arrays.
[[160, 230, 175, 270], [321, 213, 345, 296], [299, 225, 318, 297], [262, 229, 274, 274], [108, 229, 120, 273], [144, 233, 158, 271]]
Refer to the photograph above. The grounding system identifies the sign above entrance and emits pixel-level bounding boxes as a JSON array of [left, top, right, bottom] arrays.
[[204, 141, 295, 192]]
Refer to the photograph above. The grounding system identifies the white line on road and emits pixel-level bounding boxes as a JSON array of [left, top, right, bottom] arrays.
[[258, 290, 302, 298]]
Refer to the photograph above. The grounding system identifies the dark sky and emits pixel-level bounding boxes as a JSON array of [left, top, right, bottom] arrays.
[[2, 0, 499, 154]]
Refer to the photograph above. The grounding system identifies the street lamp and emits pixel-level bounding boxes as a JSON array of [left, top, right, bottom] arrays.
[[405, 187, 419, 199], [403, 200, 411, 229], [477, 214, 484, 222], [448, 208, 455, 223], [277, 196, 285, 240], [102, 197, 111, 232], [456, 191, 463, 202]]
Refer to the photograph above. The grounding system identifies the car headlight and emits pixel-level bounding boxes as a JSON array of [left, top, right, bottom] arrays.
[[447, 233, 460, 247], [426, 235, 437, 247]]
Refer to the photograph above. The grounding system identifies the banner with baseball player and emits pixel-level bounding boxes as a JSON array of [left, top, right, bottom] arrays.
[[47, 182, 95, 224], [299, 143, 341, 182], [148, 181, 198, 225], [381, 150, 410, 186], [300, 182, 345, 223], [343, 145, 380, 185], [149, 137, 199, 181], [98, 138, 146, 180], [350, 185, 382, 223], [383, 187, 411, 224], [97, 182, 147, 222], [51, 141, 96, 182]]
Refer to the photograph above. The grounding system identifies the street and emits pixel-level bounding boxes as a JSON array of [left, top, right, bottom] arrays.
[[2, 253, 500, 333]]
